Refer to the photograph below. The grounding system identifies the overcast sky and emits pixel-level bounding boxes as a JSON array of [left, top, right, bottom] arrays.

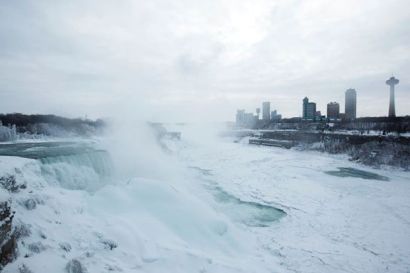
[[0, 0, 409, 122]]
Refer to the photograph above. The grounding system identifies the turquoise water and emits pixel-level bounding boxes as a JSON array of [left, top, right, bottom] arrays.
[[190, 166, 286, 227], [210, 185, 286, 227]]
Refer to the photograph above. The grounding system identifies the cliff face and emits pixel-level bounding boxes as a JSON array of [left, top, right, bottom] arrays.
[[0, 173, 29, 270], [0, 201, 16, 268], [320, 139, 410, 170], [249, 131, 410, 170]]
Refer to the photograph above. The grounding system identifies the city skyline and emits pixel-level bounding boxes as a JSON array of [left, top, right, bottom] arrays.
[[237, 76, 405, 121]]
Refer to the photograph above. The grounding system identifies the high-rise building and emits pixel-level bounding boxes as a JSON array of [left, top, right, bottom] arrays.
[[262, 102, 270, 121], [345, 89, 357, 120], [327, 102, 340, 120], [303, 97, 316, 120], [255, 108, 261, 120], [386, 76, 399, 118], [271, 110, 282, 121], [303, 97, 308, 118], [307, 103, 317, 120]]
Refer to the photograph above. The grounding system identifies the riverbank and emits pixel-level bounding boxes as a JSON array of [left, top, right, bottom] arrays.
[[227, 129, 410, 170]]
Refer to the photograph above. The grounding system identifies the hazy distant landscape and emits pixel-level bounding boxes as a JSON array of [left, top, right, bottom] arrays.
[[0, 114, 105, 142]]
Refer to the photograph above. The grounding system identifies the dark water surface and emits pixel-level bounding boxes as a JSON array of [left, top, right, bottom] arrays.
[[325, 167, 389, 181]]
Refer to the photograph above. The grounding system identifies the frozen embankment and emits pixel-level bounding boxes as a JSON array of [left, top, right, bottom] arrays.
[[0, 141, 285, 273], [240, 129, 410, 169]]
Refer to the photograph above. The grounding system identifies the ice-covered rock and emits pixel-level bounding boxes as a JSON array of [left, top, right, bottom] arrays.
[[100, 238, 117, 250], [27, 242, 46, 253], [18, 264, 33, 273], [0, 201, 16, 267], [0, 175, 25, 193], [66, 259, 87, 273], [14, 223, 31, 239], [59, 242, 71, 252], [23, 199, 36, 210]]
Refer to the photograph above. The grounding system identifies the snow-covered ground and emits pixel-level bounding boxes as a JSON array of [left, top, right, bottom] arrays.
[[1, 125, 410, 273], [167, 125, 410, 273]]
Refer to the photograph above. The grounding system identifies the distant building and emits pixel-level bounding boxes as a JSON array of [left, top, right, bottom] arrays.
[[307, 103, 316, 120], [271, 110, 277, 117], [316, 111, 321, 121], [271, 110, 282, 121], [327, 102, 340, 120], [386, 76, 399, 118], [303, 97, 308, 118], [244, 113, 256, 127], [262, 102, 271, 121], [256, 108, 261, 120], [303, 97, 316, 120], [345, 89, 357, 120], [315, 111, 325, 121], [236, 109, 257, 128], [236, 110, 245, 125]]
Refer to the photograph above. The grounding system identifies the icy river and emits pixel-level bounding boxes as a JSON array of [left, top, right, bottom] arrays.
[[1, 125, 410, 273]]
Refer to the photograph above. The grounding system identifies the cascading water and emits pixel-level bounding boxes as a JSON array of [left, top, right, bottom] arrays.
[[40, 150, 113, 191], [0, 141, 114, 191]]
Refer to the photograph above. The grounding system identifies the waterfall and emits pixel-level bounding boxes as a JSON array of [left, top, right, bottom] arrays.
[[39, 149, 114, 191]]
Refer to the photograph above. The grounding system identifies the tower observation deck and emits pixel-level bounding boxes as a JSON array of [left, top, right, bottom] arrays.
[[386, 76, 399, 118]]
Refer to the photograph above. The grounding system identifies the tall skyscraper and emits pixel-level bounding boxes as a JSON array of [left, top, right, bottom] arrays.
[[386, 76, 399, 118], [345, 89, 357, 120], [262, 102, 270, 121], [327, 102, 340, 120], [302, 97, 316, 120], [303, 97, 309, 119]]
